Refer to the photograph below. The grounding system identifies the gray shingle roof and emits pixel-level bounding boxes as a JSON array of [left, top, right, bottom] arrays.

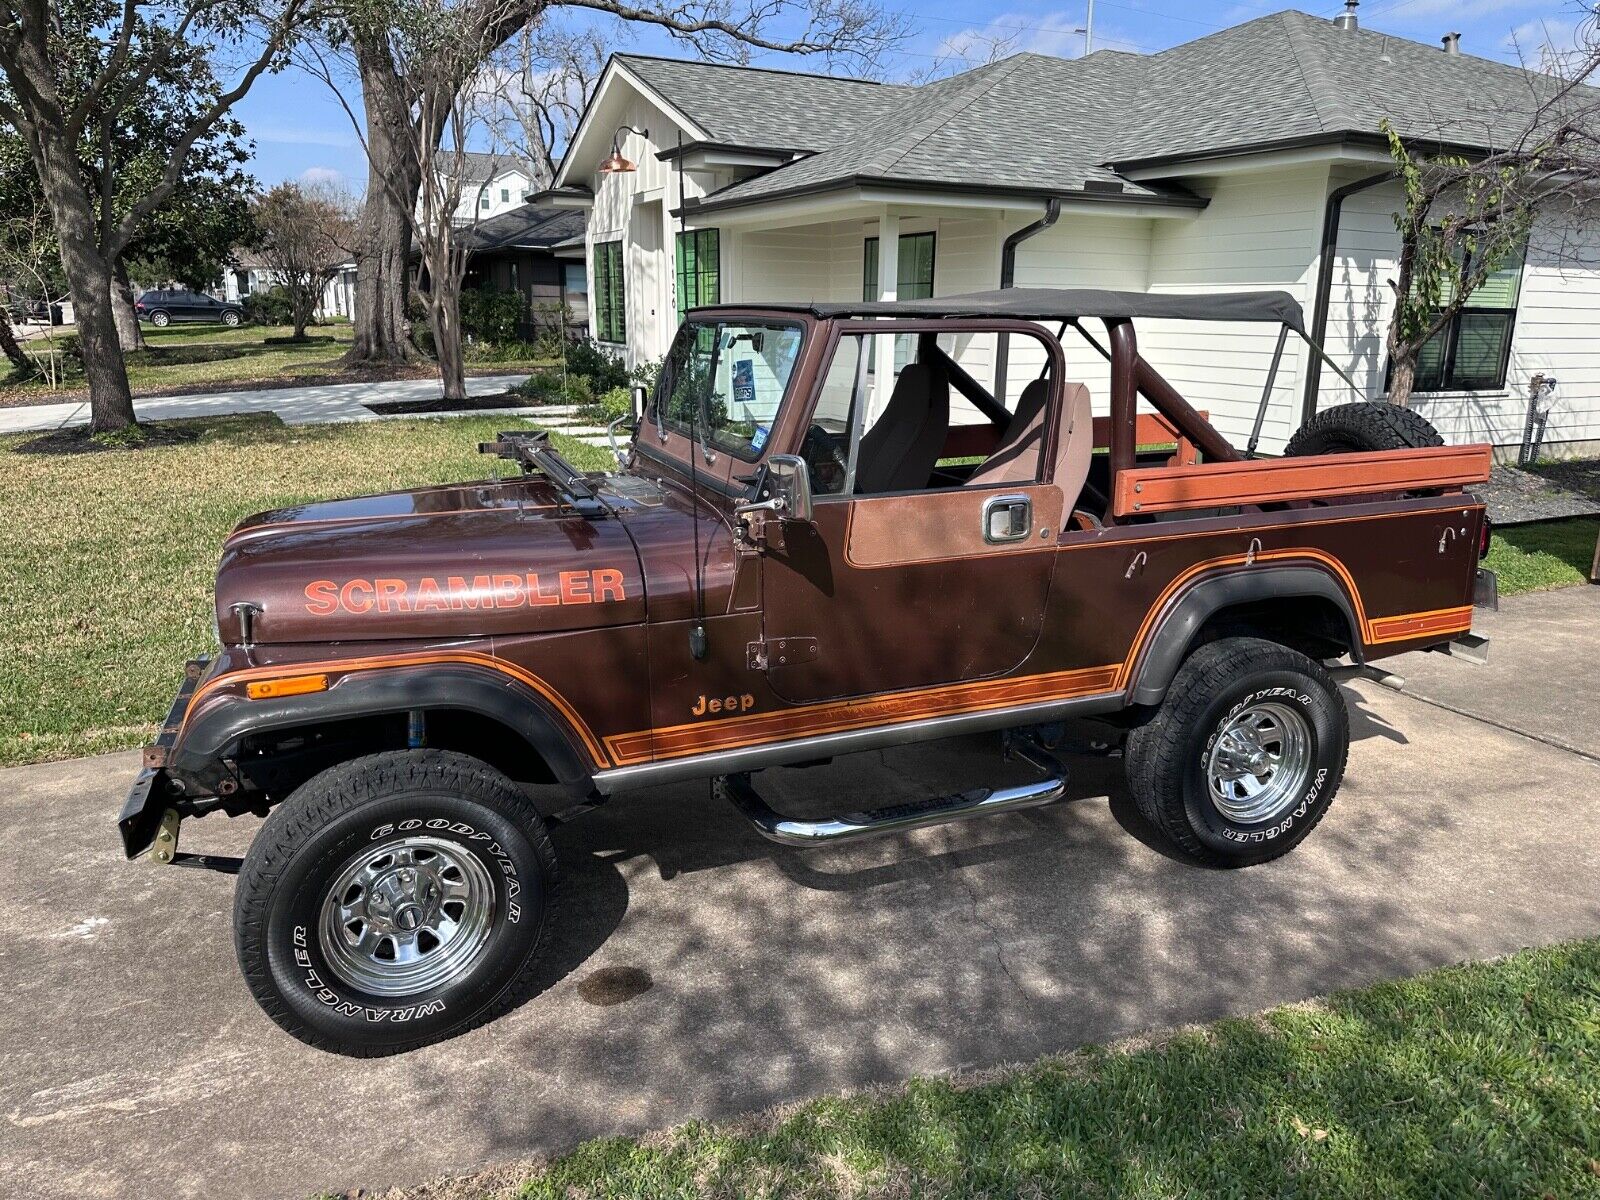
[[616, 55, 910, 153], [673, 10, 1586, 215], [459, 205, 587, 251], [437, 151, 530, 185]]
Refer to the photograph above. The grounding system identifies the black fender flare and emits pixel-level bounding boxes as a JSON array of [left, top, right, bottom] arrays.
[[1126, 565, 1363, 706], [168, 663, 593, 785]]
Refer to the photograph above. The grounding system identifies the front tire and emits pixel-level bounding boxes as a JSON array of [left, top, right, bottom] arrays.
[[234, 749, 556, 1056], [222, 310, 242, 327], [1124, 637, 1349, 867]]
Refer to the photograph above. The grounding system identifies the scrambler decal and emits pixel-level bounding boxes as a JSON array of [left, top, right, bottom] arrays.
[[303, 569, 627, 616], [292, 819, 520, 1021]]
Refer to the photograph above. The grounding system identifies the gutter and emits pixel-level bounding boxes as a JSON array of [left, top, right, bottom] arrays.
[[995, 198, 1062, 386], [1301, 169, 1393, 424]]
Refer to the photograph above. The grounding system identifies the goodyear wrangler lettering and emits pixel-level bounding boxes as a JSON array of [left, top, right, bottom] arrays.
[[303, 569, 627, 616]]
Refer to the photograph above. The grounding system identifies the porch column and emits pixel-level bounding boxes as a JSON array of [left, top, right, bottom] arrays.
[[872, 207, 900, 419]]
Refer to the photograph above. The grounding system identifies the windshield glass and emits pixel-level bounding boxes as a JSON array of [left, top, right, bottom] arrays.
[[654, 319, 805, 460]]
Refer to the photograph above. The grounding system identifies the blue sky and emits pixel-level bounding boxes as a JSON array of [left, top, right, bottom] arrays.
[[235, 0, 1592, 188]]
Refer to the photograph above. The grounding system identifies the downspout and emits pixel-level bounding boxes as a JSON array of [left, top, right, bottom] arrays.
[[1301, 170, 1393, 425], [995, 198, 1062, 386]]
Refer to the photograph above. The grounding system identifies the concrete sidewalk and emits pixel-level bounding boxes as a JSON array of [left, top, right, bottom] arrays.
[[0, 374, 531, 436], [3, 588, 1598, 1198]]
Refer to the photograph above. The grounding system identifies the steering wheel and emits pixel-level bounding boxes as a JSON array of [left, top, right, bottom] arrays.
[[800, 423, 849, 495]]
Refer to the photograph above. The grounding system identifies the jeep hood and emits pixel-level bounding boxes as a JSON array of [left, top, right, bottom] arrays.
[[215, 477, 647, 643]]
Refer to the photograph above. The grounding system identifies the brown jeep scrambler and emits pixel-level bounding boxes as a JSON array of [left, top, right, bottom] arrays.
[[121, 288, 1495, 1055]]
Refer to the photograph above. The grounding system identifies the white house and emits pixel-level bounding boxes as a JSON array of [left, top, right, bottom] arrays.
[[221, 252, 358, 321], [541, 9, 1600, 458], [436, 151, 535, 224]]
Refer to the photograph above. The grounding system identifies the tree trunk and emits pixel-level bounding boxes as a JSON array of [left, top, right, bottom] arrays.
[[1387, 348, 1417, 408], [430, 278, 466, 401], [35, 139, 137, 431], [0, 314, 31, 373], [110, 260, 146, 352], [346, 34, 423, 367]]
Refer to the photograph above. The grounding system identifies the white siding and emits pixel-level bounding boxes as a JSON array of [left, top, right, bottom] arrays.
[[1322, 178, 1600, 451], [1139, 167, 1329, 454]]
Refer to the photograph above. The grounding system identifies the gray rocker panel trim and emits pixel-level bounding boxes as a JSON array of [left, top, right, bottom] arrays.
[[1125, 565, 1363, 706], [169, 664, 592, 784]]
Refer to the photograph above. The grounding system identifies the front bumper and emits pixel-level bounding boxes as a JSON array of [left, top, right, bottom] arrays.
[[118, 658, 207, 859]]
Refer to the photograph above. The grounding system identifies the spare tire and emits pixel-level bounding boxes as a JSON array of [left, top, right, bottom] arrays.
[[1284, 401, 1444, 457]]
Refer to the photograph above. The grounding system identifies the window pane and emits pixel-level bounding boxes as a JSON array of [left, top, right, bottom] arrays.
[[1465, 241, 1525, 309], [862, 233, 935, 301], [1414, 325, 1447, 392], [1448, 311, 1513, 389], [862, 238, 878, 301]]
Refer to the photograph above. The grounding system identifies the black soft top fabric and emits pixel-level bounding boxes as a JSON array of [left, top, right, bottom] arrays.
[[697, 287, 1307, 332]]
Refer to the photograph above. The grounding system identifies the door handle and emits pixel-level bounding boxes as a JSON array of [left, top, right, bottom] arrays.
[[982, 494, 1033, 544]]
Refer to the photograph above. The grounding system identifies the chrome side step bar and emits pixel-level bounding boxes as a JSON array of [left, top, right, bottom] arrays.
[[717, 743, 1068, 847]]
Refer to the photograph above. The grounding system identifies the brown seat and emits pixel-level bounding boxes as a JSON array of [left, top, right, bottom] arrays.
[[965, 379, 1050, 486], [855, 363, 950, 494], [966, 380, 1092, 507]]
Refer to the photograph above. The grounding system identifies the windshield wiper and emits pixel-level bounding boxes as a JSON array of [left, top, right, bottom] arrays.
[[479, 430, 608, 518]]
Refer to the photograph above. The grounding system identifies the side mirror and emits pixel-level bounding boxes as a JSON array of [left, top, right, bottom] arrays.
[[630, 383, 646, 423], [736, 453, 814, 530], [760, 453, 813, 524]]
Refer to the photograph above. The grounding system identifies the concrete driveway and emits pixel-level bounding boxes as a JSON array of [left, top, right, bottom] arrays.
[[4, 588, 1598, 1199]]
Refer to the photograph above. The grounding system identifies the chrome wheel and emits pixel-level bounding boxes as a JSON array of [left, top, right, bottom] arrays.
[[1205, 700, 1313, 824], [317, 836, 496, 997]]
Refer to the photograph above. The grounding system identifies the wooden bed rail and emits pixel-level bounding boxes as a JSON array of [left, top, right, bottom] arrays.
[[1112, 444, 1494, 518], [1092, 411, 1207, 467]]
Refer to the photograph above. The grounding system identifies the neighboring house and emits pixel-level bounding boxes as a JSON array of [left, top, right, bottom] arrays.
[[543, 9, 1600, 456], [457, 203, 591, 337], [434, 151, 535, 225], [221, 249, 358, 321]]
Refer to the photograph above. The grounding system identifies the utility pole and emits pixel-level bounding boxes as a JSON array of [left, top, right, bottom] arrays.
[[1076, 0, 1094, 55]]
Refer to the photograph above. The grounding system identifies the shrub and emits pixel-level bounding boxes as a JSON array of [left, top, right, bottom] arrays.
[[579, 386, 633, 425], [464, 339, 548, 364], [564, 337, 629, 391], [242, 287, 294, 326], [460, 287, 524, 343], [513, 371, 564, 402]]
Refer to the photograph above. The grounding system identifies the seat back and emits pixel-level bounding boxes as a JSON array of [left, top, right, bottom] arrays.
[[965, 379, 1050, 486], [855, 363, 950, 494]]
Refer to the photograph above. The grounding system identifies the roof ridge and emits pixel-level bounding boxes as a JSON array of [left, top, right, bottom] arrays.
[[614, 51, 895, 89], [1277, 11, 1353, 133], [863, 56, 1032, 176]]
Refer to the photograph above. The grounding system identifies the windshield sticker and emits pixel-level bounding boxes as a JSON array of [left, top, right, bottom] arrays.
[[751, 424, 769, 452], [304, 569, 628, 616]]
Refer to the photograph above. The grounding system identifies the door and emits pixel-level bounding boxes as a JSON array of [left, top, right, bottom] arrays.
[[759, 326, 1065, 704]]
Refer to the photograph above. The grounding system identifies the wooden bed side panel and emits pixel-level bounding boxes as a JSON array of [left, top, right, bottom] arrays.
[[1112, 444, 1493, 517]]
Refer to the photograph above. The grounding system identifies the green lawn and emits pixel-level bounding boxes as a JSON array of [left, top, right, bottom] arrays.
[[494, 939, 1600, 1200], [1483, 517, 1599, 595], [0, 414, 608, 767], [2, 322, 558, 403]]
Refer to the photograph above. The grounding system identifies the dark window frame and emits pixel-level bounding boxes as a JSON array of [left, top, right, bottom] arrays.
[[862, 231, 936, 301], [1387, 236, 1526, 394], [675, 228, 720, 321], [593, 240, 626, 344]]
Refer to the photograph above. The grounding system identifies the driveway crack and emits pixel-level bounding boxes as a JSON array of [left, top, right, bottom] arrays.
[[954, 867, 1027, 999]]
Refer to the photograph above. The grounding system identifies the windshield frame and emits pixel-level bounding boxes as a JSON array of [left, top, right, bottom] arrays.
[[648, 314, 809, 465]]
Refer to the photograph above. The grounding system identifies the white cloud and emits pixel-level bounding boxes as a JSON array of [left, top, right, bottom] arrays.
[[931, 10, 1089, 63], [1502, 16, 1585, 70], [299, 166, 347, 188], [252, 124, 356, 148]]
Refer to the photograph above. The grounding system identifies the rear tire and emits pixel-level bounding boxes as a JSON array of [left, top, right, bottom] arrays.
[[1124, 637, 1349, 867], [149, 310, 170, 328], [1284, 401, 1443, 456], [234, 749, 556, 1056]]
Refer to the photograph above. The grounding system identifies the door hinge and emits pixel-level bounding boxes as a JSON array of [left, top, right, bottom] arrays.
[[737, 510, 786, 553], [747, 636, 818, 670]]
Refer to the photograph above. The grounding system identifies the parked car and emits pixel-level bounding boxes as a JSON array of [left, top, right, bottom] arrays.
[[135, 288, 243, 327], [121, 287, 1495, 1056]]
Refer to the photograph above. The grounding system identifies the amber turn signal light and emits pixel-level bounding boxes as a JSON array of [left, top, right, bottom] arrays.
[[246, 674, 329, 700]]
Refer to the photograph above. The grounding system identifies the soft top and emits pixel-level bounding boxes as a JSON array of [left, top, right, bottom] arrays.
[[696, 287, 1306, 332]]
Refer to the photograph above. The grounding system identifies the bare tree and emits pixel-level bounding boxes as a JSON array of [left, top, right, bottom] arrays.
[[490, 21, 606, 191], [1382, 12, 1600, 406], [252, 180, 356, 339], [0, 0, 308, 431], [326, 0, 907, 369], [0, 200, 76, 385]]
